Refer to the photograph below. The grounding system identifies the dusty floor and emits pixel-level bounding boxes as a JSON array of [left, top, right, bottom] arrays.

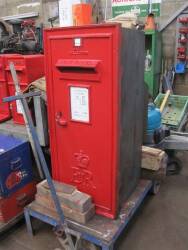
[[0, 152, 188, 250]]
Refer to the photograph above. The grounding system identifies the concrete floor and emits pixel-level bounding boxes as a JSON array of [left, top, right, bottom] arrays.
[[0, 152, 188, 250]]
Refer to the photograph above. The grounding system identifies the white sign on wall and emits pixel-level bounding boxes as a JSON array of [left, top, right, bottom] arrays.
[[112, 0, 161, 6], [58, 0, 81, 27], [112, 0, 162, 17]]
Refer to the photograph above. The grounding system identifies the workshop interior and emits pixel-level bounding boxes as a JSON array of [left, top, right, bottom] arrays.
[[0, 0, 188, 250]]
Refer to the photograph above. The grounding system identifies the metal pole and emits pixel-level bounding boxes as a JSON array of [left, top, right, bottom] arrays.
[[105, 0, 108, 21], [149, 0, 152, 14], [8, 63, 76, 250], [9, 62, 44, 179]]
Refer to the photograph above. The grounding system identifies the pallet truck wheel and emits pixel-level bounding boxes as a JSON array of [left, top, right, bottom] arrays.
[[151, 181, 161, 195]]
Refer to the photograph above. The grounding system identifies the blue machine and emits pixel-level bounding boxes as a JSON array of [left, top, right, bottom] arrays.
[[147, 103, 161, 133], [175, 62, 186, 74], [0, 134, 33, 197], [146, 103, 162, 144]]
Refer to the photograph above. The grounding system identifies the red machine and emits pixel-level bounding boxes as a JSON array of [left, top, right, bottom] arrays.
[[44, 24, 145, 218], [0, 55, 11, 122], [0, 181, 36, 223], [4, 54, 44, 125]]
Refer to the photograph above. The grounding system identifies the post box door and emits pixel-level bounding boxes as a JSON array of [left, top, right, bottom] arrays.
[[46, 27, 119, 218]]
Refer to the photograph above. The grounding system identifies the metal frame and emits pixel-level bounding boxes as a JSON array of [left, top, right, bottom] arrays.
[[24, 180, 153, 250], [159, 4, 188, 32], [175, 12, 188, 70], [2, 12, 39, 21], [159, 133, 188, 150]]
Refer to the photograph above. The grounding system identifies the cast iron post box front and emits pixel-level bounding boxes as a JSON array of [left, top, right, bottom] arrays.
[[44, 24, 145, 219]]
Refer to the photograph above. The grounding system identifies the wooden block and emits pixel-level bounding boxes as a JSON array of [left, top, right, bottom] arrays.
[[37, 180, 92, 213], [141, 167, 167, 181], [141, 146, 168, 171], [37, 180, 76, 195], [35, 194, 95, 224]]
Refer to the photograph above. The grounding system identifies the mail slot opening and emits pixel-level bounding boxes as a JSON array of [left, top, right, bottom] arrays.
[[58, 66, 97, 74], [55, 59, 101, 81]]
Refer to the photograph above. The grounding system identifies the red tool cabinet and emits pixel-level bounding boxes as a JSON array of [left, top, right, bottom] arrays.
[[0, 55, 11, 122], [44, 24, 145, 218], [4, 54, 44, 125], [0, 181, 36, 223]]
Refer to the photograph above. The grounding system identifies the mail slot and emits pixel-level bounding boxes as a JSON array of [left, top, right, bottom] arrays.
[[56, 59, 101, 81], [44, 24, 145, 219]]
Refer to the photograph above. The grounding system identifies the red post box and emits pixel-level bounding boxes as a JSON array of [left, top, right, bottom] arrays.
[[4, 54, 45, 125], [44, 24, 145, 219], [0, 55, 11, 122]]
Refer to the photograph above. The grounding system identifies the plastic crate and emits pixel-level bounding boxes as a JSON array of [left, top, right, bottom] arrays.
[[154, 93, 188, 130]]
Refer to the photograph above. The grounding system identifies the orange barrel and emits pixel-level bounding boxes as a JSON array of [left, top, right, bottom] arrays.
[[145, 13, 156, 31], [72, 3, 92, 26]]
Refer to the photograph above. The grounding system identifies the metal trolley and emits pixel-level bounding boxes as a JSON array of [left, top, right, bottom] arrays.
[[24, 180, 153, 250]]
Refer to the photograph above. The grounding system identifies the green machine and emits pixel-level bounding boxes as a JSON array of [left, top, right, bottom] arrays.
[[144, 30, 162, 99]]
